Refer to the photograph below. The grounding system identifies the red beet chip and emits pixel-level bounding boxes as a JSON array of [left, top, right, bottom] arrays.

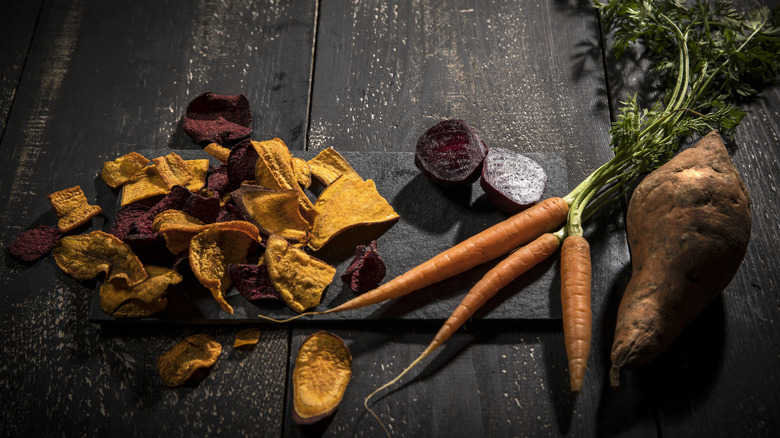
[[228, 263, 281, 301], [183, 192, 220, 224], [182, 92, 252, 145], [227, 138, 258, 189], [341, 240, 386, 293], [415, 119, 487, 187], [8, 225, 62, 263], [206, 164, 230, 195], [110, 204, 150, 240], [217, 202, 247, 223]]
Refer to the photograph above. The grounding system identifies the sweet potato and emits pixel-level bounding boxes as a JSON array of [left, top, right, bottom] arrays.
[[610, 130, 751, 386]]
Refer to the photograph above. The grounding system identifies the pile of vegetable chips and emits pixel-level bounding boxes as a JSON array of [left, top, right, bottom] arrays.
[[8, 92, 398, 319]]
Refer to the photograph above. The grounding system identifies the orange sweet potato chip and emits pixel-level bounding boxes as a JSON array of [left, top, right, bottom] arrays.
[[120, 159, 209, 206], [233, 327, 262, 349], [265, 235, 335, 313], [101, 152, 151, 189], [48, 185, 103, 232], [204, 143, 231, 164], [292, 331, 352, 424], [53, 230, 148, 287], [252, 138, 317, 222], [152, 152, 195, 190], [308, 176, 400, 251], [231, 185, 310, 242], [189, 223, 260, 314], [99, 265, 183, 316], [292, 156, 312, 188], [307, 148, 362, 186], [157, 334, 222, 387]]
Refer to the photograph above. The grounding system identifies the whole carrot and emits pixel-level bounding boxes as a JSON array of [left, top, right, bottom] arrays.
[[260, 196, 569, 322], [364, 232, 564, 435], [560, 234, 592, 393]]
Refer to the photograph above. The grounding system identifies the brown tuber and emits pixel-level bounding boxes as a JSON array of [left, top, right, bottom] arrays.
[[610, 130, 752, 387]]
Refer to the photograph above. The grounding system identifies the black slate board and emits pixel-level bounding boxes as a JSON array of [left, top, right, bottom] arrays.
[[90, 149, 568, 324]]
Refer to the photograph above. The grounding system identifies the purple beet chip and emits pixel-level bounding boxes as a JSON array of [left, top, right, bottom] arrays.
[[182, 92, 252, 145], [217, 202, 247, 223], [8, 225, 63, 263], [227, 138, 258, 189], [110, 204, 150, 240], [206, 164, 230, 195], [341, 240, 386, 293], [183, 192, 220, 224], [228, 263, 281, 301]]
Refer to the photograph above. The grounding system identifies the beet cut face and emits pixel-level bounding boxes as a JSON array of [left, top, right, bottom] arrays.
[[480, 147, 547, 214], [415, 119, 487, 187]]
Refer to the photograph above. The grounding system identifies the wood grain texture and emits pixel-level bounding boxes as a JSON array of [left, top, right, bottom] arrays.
[[0, 0, 315, 435]]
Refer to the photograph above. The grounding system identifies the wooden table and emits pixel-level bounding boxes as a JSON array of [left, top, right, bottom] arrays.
[[1, 1, 778, 436]]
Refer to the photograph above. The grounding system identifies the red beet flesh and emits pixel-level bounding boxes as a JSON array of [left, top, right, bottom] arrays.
[[480, 147, 547, 214], [414, 119, 487, 187]]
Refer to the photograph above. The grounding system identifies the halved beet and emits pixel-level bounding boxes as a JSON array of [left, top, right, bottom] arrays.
[[480, 147, 547, 214], [414, 119, 487, 187]]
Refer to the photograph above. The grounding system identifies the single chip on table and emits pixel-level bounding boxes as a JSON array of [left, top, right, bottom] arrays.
[[341, 240, 386, 293], [157, 333, 222, 387], [265, 235, 335, 313], [307, 147, 362, 186], [233, 327, 262, 349], [292, 331, 352, 425], [48, 185, 103, 233], [98, 265, 182, 317], [189, 223, 260, 314], [182, 92, 252, 145], [231, 185, 310, 242], [204, 143, 231, 164], [8, 225, 63, 263], [252, 138, 317, 223], [228, 263, 281, 301], [101, 152, 151, 189], [308, 176, 400, 251], [120, 159, 209, 206], [152, 152, 195, 190], [53, 230, 148, 287]]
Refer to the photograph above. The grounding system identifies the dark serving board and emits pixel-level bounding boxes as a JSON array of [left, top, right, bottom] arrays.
[[89, 150, 568, 324]]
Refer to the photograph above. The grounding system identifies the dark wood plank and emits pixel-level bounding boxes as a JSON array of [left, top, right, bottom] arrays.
[[0, 0, 316, 435], [290, 0, 650, 436], [599, 1, 780, 436], [0, 0, 42, 136]]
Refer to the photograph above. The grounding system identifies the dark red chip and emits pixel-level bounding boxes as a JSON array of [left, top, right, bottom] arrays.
[[341, 240, 386, 293], [182, 92, 252, 145], [8, 225, 63, 263], [217, 202, 247, 223], [182, 192, 220, 224], [206, 164, 230, 195], [228, 263, 281, 301], [110, 204, 150, 240], [227, 139, 258, 189]]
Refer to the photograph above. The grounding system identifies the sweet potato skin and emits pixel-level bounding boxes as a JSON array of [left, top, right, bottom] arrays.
[[610, 131, 751, 386]]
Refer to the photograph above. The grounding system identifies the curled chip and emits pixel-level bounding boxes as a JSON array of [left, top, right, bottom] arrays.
[[308, 176, 400, 251], [157, 334, 222, 387], [341, 240, 386, 293], [204, 143, 231, 164], [265, 235, 335, 313], [291, 156, 312, 188], [53, 230, 148, 287], [234, 327, 262, 349], [227, 139, 258, 189], [48, 185, 103, 232], [228, 263, 281, 301], [182, 92, 252, 145], [152, 152, 194, 190], [292, 331, 352, 424], [8, 225, 62, 263], [120, 159, 209, 206], [252, 138, 317, 222], [231, 185, 310, 242], [189, 223, 260, 314], [101, 152, 150, 188], [307, 148, 362, 186], [100, 265, 182, 317], [152, 209, 206, 253]]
